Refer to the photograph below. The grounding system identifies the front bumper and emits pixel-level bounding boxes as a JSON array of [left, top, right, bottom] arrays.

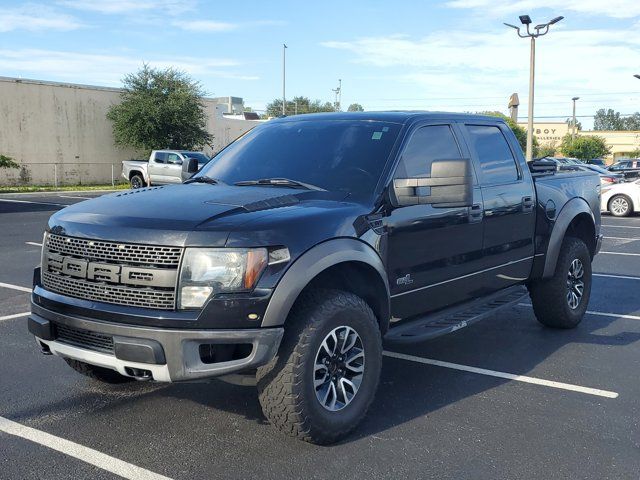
[[29, 302, 283, 382]]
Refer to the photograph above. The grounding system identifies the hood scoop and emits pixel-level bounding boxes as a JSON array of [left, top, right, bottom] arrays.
[[242, 194, 300, 212]]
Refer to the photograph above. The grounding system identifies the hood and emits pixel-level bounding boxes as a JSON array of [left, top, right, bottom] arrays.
[[48, 184, 351, 246]]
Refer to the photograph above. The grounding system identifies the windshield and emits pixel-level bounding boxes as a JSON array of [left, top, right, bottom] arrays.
[[198, 119, 402, 195]]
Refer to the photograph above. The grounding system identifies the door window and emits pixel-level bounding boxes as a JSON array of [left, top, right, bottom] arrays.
[[466, 125, 519, 184], [154, 152, 168, 164], [396, 125, 462, 178], [167, 153, 182, 165]]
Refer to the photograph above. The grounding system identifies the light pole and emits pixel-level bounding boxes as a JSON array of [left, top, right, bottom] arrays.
[[572, 96, 579, 138], [282, 43, 287, 116], [634, 74, 640, 80], [505, 15, 564, 161]]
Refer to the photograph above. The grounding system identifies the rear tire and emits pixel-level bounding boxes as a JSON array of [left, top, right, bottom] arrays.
[[64, 358, 134, 384], [608, 194, 632, 217], [528, 236, 591, 329], [130, 173, 145, 189], [257, 289, 382, 445]]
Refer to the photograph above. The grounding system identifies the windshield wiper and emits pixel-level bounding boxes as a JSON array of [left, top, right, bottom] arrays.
[[234, 178, 326, 191], [184, 176, 226, 185]]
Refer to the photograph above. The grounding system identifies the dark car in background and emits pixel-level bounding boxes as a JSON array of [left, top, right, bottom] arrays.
[[608, 159, 640, 180]]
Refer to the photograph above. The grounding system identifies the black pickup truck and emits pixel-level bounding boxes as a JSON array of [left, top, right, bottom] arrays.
[[29, 112, 602, 444]]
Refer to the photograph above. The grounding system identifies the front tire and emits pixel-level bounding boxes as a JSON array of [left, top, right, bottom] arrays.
[[528, 236, 592, 329], [608, 194, 632, 217], [257, 289, 382, 444]]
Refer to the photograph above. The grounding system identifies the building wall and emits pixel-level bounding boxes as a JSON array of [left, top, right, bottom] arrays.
[[0, 77, 261, 186], [517, 121, 640, 161]]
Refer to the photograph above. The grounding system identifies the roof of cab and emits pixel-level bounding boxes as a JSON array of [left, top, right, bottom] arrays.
[[271, 111, 505, 125]]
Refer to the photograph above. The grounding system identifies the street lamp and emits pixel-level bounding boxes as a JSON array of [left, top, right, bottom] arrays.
[[634, 74, 640, 80], [505, 15, 564, 161], [282, 44, 287, 116], [572, 96, 580, 138]]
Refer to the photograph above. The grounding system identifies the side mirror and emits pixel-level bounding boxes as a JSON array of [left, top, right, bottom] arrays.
[[181, 158, 200, 182], [390, 158, 473, 208]]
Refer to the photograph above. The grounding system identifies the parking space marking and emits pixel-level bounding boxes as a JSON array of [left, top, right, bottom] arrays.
[[25, 241, 42, 247], [603, 236, 640, 241], [0, 312, 29, 322], [0, 198, 66, 207], [594, 273, 640, 281], [602, 224, 640, 229], [383, 351, 619, 398], [0, 282, 31, 293], [599, 251, 640, 257], [57, 195, 91, 200], [383, 351, 618, 398], [517, 303, 640, 321], [0, 416, 173, 480]]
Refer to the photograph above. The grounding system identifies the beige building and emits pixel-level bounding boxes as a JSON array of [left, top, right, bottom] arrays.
[[517, 121, 640, 162], [0, 77, 261, 186]]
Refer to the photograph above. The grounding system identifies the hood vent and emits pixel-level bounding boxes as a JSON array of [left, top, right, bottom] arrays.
[[243, 194, 300, 212]]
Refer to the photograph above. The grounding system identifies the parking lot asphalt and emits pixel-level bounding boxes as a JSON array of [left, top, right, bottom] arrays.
[[1, 192, 639, 479]]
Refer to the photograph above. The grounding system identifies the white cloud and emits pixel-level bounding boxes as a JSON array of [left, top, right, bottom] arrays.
[[322, 29, 640, 125], [174, 19, 286, 33], [57, 0, 195, 15], [446, 0, 640, 19], [0, 4, 84, 32], [0, 49, 259, 87]]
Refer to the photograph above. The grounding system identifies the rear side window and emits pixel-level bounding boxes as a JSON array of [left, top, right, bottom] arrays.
[[396, 125, 462, 178], [154, 152, 167, 164], [466, 125, 519, 184]]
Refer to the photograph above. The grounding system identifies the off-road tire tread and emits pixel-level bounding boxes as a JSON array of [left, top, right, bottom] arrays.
[[528, 236, 591, 329], [256, 289, 381, 444]]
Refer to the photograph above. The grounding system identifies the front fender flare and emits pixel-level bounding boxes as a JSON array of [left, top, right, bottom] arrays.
[[261, 238, 390, 328], [542, 197, 595, 278]]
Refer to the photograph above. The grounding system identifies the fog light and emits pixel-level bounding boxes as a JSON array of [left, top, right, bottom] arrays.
[[180, 286, 213, 308]]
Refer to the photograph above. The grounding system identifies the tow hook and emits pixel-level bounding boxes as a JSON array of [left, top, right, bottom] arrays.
[[39, 342, 52, 355]]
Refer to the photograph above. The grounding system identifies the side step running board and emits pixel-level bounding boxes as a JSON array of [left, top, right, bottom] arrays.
[[384, 285, 528, 344]]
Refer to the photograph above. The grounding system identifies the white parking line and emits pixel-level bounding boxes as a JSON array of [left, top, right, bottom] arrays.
[[25, 241, 42, 247], [0, 198, 66, 207], [0, 282, 31, 293], [57, 195, 91, 200], [517, 303, 640, 321], [599, 251, 640, 257], [602, 224, 640, 229], [0, 416, 172, 480], [603, 236, 640, 241], [383, 351, 618, 399], [594, 273, 640, 281], [0, 312, 29, 322]]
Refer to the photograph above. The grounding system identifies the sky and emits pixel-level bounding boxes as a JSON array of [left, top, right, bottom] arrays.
[[1, 0, 640, 129]]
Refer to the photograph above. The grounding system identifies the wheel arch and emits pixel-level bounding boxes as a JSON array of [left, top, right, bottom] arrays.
[[542, 197, 596, 278], [261, 238, 390, 334], [129, 169, 144, 180]]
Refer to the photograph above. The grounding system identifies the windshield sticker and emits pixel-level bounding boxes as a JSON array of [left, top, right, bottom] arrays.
[[382, 127, 389, 132], [372, 131, 383, 140]]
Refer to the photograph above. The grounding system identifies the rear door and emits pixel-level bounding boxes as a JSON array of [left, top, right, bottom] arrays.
[[460, 122, 535, 292], [148, 152, 168, 184], [386, 122, 485, 319]]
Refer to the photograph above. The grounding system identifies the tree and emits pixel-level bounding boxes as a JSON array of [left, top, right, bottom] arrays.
[[565, 117, 582, 131], [265, 96, 335, 117], [622, 113, 640, 130], [0, 154, 19, 169], [560, 134, 611, 161], [480, 111, 539, 156], [628, 148, 640, 158], [107, 64, 211, 153], [537, 143, 557, 158], [347, 103, 364, 112], [594, 109, 625, 131]]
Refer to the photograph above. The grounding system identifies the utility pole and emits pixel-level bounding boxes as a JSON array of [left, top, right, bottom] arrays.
[[571, 96, 580, 138], [282, 44, 287, 116], [332, 79, 342, 111], [505, 15, 563, 161]]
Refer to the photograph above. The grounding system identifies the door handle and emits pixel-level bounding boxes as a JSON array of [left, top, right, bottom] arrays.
[[468, 203, 483, 223], [522, 196, 534, 213]]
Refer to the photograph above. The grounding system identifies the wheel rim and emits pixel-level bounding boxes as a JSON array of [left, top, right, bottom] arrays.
[[132, 177, 142, 189], [611, 197, 628, 215], [566, 258, 585, 310], [313, 326, 365, 412]]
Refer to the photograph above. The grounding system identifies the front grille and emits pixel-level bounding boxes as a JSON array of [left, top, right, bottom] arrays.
[[55, 323, 114, 354], [42, 271, 176, 310], [42, 234, 181, 310], [46, 234, 182, 267]]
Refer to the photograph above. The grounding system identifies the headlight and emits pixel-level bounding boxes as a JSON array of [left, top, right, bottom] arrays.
[[178, 248, 268, 309]]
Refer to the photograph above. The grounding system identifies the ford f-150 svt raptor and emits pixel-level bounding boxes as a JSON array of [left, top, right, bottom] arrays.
[[29, 112, 602, 444]]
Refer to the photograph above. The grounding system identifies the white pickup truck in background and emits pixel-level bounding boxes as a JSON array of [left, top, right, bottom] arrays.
[[122, 150, 211, 188]]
